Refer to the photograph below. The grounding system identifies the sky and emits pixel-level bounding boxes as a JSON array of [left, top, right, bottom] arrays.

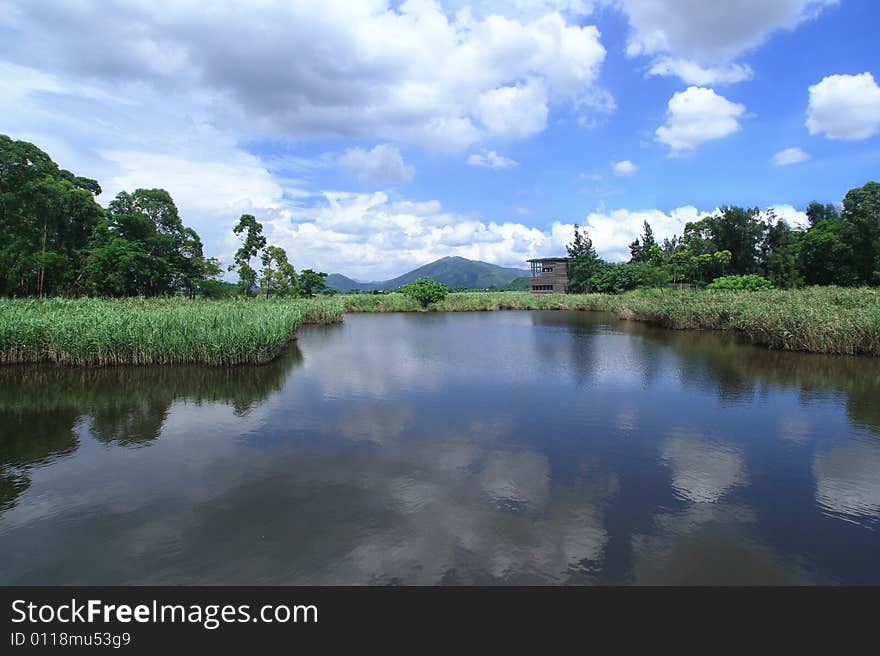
[[2, 0, 879, 281]]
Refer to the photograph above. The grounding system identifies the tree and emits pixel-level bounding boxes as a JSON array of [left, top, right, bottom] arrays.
[[400, 277, 449, 307], [84, 188, 207, 297], [797, 217, 858, 286], [840, 181, 880, 285], [685, 206, 764, 276], [299, 269, 328, 298], [590, 262, 669, 293], [805, 201, 840, 227], [566, 224, 603, 292], [629, 221, 660, 264], [0, 134, 105, 296], [759, 212, 803, 289], [260, 245, 298, 298], [230, 214, 266, 297]]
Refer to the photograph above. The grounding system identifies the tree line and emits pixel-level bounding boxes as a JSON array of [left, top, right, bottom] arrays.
[[0, 134, 327, 298], [566, 180, 880, 293]]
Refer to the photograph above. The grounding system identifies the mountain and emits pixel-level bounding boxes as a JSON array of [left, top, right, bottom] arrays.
[[325, 256, 530, 291]]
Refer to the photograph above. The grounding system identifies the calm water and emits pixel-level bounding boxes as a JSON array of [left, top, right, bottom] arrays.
[[1, 311, 879, 585]]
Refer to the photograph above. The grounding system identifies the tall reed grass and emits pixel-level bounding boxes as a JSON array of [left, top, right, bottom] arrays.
[[0, 297, 343, 366], [1, 287, 876, 367]]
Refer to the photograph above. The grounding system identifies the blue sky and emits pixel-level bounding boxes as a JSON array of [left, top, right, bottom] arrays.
[[2, 0, 879, 280]]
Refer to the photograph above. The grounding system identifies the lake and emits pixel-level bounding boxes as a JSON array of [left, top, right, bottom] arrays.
[[1, 311, 879, 585]]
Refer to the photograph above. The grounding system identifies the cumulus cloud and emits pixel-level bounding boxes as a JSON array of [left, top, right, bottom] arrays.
[[582, 205, 713, 261], [337, 144, 414, 183], [766, 204, 809, 229], [0, 1, 607, 151], [467, 150, 518, 169], [611, 160, 636, 176], [806, 72, 880, 140], [617, 0, 837, 85], [771, 147, 809, 166], [647, 58, 753, 85], [476, 79, 549, 139], [655, 86, 746, 153]]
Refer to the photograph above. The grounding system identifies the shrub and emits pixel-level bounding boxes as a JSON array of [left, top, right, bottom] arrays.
[[707, 274, 774, 292], [399, 278, 450, 308]]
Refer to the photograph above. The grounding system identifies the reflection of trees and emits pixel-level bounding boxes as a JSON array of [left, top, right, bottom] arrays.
[[618, 321, 880, 433], [0, 345, 302, 510], [0, 408, 80, 512], [530, 311, 665, 388]]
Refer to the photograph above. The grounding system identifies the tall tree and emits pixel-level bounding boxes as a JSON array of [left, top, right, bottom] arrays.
[[0, 134, 104, 296], [230, 214, 266, 297], [797, 218, 858, 286], [688, 206, 764, 276], [566, 224, 603, 293], [805, 201, 840, 227], [759, 212, 802, 288], [260, 245, 298, 298], [629, 220, 659, 263], [299, 269, 328, 297], [85, 189, 205, 296], [840, 181, 880, 285]]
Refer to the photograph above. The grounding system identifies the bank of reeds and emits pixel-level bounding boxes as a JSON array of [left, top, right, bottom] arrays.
[[1, 287, 876, 366], [0, 297, 343, 366]]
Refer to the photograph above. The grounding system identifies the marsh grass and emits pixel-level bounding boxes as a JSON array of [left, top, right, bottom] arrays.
[[0, 297, 343, 366], [1, 286, 876, 367]]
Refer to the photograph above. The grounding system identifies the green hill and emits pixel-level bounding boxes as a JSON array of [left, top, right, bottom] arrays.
[[326, 256, 530, 292]]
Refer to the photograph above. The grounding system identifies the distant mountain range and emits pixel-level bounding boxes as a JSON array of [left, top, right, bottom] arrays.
[[325, 256, 530, 291]]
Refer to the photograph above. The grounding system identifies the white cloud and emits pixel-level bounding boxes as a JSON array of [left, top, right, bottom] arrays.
[[806, 72, 880, 140], [582, 205, 713, 261], [0, 1, 607, 151], [611, 160, 636, 176], [765, 204, 809, 229], [771, 147, 809, 166], [616, 0, 837, 85], [476, 79, 549, 139], [467, 150, 519, 169], [655, 86, 746, 153], [647, 58, 753, 85], [337, 144, 414, 183]]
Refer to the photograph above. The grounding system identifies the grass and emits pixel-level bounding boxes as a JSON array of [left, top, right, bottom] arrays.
[[0, 287, 877, 366], [0, 297, 343, 366]]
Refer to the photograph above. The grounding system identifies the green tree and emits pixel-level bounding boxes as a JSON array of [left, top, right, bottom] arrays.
[[230, 214, 266, 297], [629, 221, 661, 264], [566, 224, 603, 292], [0, 134, 105, 296], [840, 181, 880, 285], [400, 277, 449, 307], [84, 188, 206, 297], [759, 212, 803, 288], [684, 206, 763, 276], [797, 217, 858, 286], [590, 262, 669, 293], [805, 201, 840, 227], [260, 245, 298, 298], [299, 269, 328, 298]]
